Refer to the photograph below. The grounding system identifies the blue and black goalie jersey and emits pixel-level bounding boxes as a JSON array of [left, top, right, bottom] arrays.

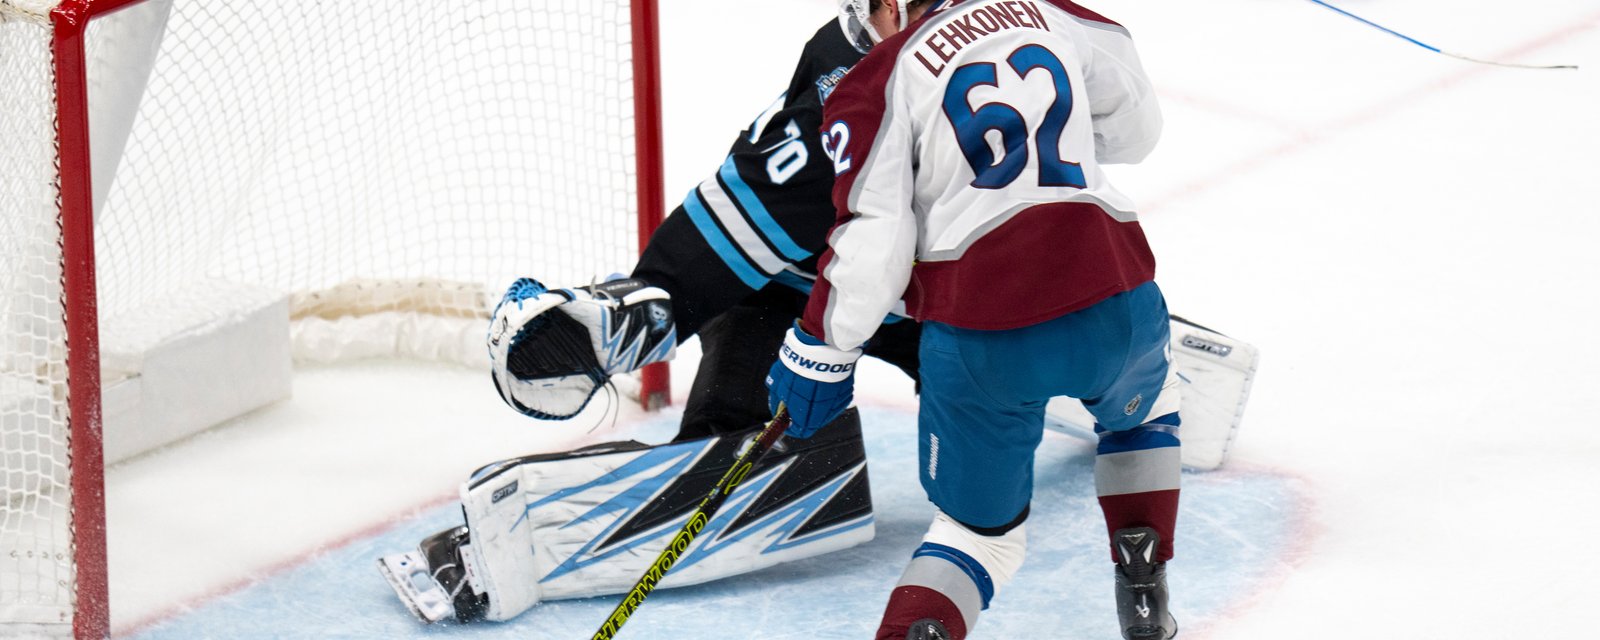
[[631, 21, 864, 337]]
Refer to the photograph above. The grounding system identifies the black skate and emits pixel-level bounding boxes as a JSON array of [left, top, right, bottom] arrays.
[[906, 618, 951, 640], [376, 525, 489, 624], [1113, 527, 1177, 639]]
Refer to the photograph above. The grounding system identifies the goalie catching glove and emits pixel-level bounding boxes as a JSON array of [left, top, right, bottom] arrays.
[[767, 322, 862, 438], [488, 277, 676, 419]]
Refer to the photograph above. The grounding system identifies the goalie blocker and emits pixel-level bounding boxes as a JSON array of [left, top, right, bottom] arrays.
[[379, 409, 875, 623]]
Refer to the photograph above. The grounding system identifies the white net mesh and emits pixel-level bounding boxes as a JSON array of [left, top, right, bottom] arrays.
[[2, 0, 645, 629], [1, 1, 75, 627], [99, 0, 640, 322]]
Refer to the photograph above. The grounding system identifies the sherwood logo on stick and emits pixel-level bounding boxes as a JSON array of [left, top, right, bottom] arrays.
[[596, 511, 708, 639]]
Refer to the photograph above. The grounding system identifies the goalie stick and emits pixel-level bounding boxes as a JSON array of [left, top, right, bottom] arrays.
[[589, 406, 793, 640]]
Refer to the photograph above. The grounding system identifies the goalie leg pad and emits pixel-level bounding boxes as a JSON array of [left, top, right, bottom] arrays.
[[457, 408, 875, 621], [489, 277, 677, 419], [1045, 316, 1258, 471]]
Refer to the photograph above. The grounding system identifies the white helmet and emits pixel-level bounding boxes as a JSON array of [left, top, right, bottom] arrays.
[[837, 0, 910, 53]]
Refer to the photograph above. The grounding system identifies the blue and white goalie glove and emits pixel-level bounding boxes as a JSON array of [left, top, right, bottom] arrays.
[[489, 277, 676, 420], [766, 323, 862, 439]]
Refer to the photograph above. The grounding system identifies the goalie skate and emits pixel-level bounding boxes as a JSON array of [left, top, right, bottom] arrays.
[[377, 526, 487, 624]]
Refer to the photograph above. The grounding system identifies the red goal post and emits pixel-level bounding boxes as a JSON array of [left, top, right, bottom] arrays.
[[0, 0, 667, 636]]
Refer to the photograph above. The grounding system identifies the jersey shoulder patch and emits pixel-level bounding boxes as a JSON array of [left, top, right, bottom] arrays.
[[793, 20, 866, 106], [815, 66, 851, 105]]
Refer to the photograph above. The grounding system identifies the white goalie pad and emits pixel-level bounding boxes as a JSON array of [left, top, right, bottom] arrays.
[[457, 412, 875, 621], [1046, 316, 1259, 471]]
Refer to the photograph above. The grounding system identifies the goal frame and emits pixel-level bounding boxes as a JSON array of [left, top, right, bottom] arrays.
[[38, 0, 668, 636]]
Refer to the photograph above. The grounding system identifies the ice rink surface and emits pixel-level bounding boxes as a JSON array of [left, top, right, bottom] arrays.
[[100, 0, 1599, 638], [122, 406, 1306, 639]]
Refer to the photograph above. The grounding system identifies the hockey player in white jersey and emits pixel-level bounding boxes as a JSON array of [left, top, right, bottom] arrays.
[[381, 0, 1257, 629], [766, 1, 1180, 638]]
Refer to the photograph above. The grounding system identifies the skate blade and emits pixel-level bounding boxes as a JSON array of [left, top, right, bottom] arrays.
[[377, 550, 456, 624]]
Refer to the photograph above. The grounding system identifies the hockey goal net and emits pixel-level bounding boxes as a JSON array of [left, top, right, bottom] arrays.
[[0, 0, 666, 635]]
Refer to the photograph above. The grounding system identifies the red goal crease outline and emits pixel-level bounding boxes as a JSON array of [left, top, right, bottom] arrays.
[[1143, 9, 1600, 214], [105, 401, 1320, 638]]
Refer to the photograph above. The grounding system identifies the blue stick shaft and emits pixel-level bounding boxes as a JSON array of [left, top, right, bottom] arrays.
[[1306, 0, 1441, 52], [1304, 0, 1576, 69]]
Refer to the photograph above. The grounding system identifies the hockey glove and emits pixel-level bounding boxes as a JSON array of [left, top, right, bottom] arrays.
[[766, 323, 861, 439], [489, 277, 676, 420]]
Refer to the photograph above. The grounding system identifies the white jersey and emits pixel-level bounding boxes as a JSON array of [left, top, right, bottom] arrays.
[[802, 0, 1163, 350]]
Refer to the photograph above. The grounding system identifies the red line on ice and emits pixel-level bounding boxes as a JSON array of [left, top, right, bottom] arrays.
[[1145, 11, 1597, 213]]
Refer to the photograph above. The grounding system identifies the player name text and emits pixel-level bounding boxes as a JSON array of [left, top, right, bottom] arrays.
[[914, 0, 1051, 77]]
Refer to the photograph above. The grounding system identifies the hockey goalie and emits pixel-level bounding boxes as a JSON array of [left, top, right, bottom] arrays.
[[379, 277, 887, 624]]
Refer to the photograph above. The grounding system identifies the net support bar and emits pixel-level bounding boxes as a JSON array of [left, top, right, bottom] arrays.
[[49, 0, 112, 637], [630, 0, 670, 410]]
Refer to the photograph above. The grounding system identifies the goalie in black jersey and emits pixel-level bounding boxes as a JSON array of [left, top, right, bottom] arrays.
[[381, 14, 927, 626], [487, 17, 921, 440]]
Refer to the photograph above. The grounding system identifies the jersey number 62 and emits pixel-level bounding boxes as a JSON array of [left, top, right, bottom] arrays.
[[942, 44, 1087, 190]]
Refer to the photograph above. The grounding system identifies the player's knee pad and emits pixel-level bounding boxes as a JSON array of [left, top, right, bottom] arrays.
[[488, 277, 676, 419], [882, 510, 1027, 638], [922, 509, 1027, 592]]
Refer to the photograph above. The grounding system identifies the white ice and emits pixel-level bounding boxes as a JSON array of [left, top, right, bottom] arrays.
[[101, 0, 1600, 638]]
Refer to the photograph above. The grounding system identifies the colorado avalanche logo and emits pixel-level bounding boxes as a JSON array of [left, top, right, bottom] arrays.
[[815, 66, 850, 104]]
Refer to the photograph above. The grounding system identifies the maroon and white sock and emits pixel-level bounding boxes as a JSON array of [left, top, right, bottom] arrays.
[[1095, 421, 1181, 562]]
